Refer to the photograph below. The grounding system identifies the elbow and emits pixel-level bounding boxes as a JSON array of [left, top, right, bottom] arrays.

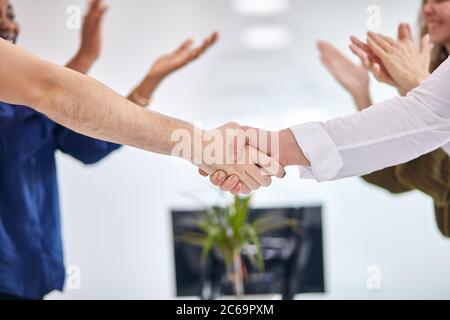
[[26, 60, 61, 111]]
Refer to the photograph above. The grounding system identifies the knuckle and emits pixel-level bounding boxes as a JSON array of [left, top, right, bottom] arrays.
[[263, 177, 272, 187]]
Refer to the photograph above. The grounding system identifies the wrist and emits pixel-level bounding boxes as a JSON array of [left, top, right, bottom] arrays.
[[278, 129, 310, 167], [351, 88, 372, 111], [136, 74, 163, 99], [75, 48, 98, 65], [404, 73, 429, 94]]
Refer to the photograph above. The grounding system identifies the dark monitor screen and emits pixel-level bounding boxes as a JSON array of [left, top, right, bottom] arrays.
[[171, 206, 325, 300]]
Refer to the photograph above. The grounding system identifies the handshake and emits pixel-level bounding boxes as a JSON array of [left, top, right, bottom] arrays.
[[172, 122, 309, 194]]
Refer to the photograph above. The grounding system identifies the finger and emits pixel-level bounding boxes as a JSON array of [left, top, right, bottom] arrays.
[[198, 165, 213, 176], [349, 43, 372, 69], [192, 42, 208, 59], [350, 36, 377, 66], [398, 23, 412, 40], [350, 36, 370, 52], [367, 32, 392, 54], [317, 41, 345, 60], [210, 31, 219, 45], [406, 23, 413, 38], [175, 39, 194, 54], [239, 126, 272, 156], [377, 33, 397, 48], [99, 3, 108, 15], [198, 169, 209, 177], [237, 183, 252, 195], [219, 175, 240, 192], [204, 33, 216, 48], [420, 34, 433, 55], [209, 171, 227, 186], [88, 0, 103, 16], [246, 165, 271, 187], [237, 171, 260, 191], [252, 149, 285, 178], [89, 0, 101, 10], [94, 3, 108, 21], [317, 42, 345, 71], [192, 38, 214, 59], [88, 0, 107, 21], [193, 32, 219, 58], [367, 36, 389, 60], [230, 183, 242, 195], [245, 147, 274, 186], [372, 63, 383, 81]]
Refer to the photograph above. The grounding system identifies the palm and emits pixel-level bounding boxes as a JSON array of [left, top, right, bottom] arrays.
[[319, 42, 369, 94], [150, 51, 193, 78], [149, 32, 219, 80]]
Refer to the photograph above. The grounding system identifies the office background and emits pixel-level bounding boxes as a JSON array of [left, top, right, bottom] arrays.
[[12, 0, 450, 299]]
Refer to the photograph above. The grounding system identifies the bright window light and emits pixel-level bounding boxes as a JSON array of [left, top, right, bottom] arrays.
[[232, 0, 290, 16], [241, 25, 292, 50]]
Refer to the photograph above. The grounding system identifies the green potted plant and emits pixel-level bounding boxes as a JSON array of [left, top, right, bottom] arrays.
[[178, 195, 298, 299]]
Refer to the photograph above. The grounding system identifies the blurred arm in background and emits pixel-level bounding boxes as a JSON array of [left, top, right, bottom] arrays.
[[317, 41, 372, 110], [57, 1, 220, 164], [127, 32, 218, 107], [65, 0, 107, 74]]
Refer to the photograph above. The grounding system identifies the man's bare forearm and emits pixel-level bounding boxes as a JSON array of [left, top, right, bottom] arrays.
[[0, 39, 195, 157]]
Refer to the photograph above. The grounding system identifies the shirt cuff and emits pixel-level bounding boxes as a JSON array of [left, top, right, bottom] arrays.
[[289, 122, 344, 182]]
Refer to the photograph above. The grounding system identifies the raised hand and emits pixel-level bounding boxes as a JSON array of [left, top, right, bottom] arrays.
[[128, 32, 219, 106], [365, 24, 432, 95], [350, 35, 397, 88], [66, 0, 108, 74], [350, 23, 432, 95], [318, 41, 372, 110], [80, 0, 107, 60], [150, 32, 219, 80]]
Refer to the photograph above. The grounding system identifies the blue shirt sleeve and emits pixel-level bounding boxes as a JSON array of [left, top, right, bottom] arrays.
[[53, 125, 122, 164]]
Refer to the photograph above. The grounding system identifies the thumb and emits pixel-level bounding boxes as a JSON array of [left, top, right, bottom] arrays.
[[198, 168, 209, 177], [397, 23, 410, 40], [175, 39, 194, 54]]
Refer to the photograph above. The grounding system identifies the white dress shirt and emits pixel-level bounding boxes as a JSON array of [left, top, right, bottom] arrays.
[[290, 56, 450, 182]]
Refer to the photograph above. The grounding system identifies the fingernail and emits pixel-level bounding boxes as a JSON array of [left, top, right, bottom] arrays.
[[231, 176, 239, 184], [218, 172, 226, 182]]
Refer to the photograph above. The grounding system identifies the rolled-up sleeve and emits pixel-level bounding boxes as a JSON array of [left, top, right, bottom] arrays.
[[54, 125, 122, 165], [290, 56, 450, 182]]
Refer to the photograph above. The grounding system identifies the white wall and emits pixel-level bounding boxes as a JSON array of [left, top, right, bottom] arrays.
[[12, 0, 450, 299]]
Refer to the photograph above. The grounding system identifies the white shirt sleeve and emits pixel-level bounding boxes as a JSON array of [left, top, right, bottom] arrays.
[[290, 56, 450, 182]]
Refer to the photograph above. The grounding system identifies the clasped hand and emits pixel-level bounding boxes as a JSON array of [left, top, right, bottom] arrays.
[[191, 123, 307, 195], [190, 123, 283, 195]]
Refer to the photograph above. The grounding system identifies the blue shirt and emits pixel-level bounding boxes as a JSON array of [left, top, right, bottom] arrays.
[[0, 102, 121, 299]]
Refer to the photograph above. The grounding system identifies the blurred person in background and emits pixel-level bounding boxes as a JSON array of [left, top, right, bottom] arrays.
[[317, 0, 450, 237], [0, 0, 218, 300]]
